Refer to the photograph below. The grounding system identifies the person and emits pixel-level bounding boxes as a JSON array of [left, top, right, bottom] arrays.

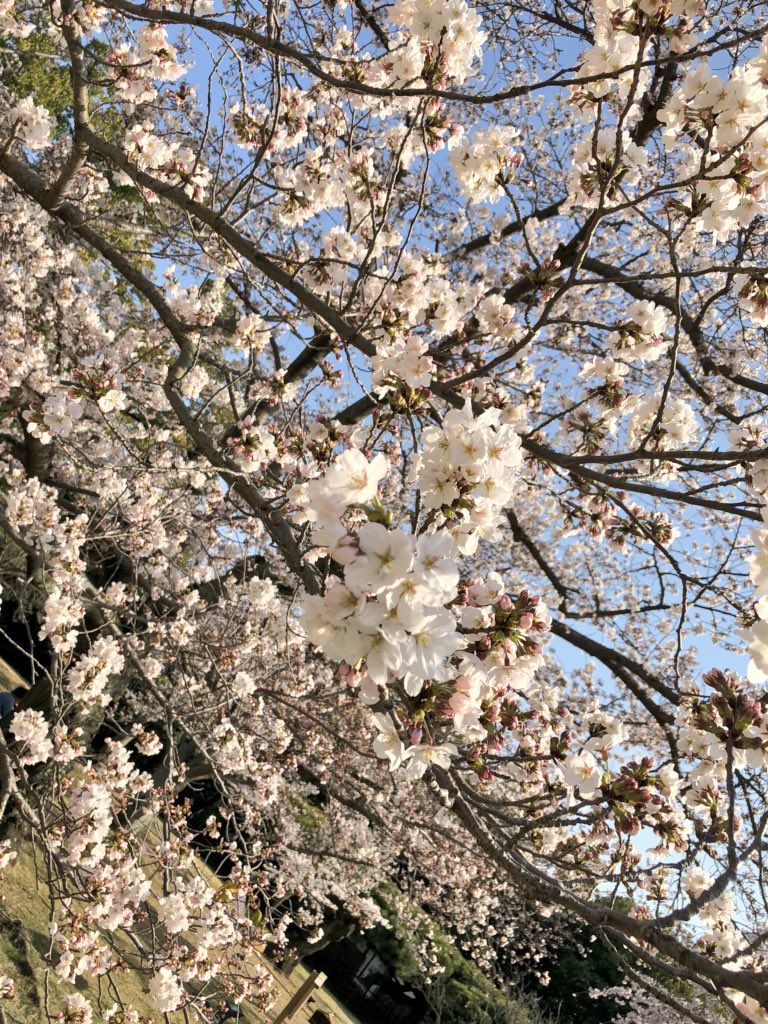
[[214, 1000, 241, 1022]]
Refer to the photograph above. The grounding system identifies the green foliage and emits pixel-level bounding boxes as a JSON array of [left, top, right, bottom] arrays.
[[287, 792, 326, 836], [6, 33, 125, 143], [518, 923, 627, 1024], [6, 32, 72, 129], [366, 883, 542, 1024]]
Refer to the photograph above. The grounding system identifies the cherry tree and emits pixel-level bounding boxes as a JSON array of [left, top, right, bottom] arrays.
[[2, 0, 768, 1019]]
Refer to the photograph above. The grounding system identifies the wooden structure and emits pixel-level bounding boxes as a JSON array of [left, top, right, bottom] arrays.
[[307, 936, 425, 1024], [273, 970, 327, 1024]]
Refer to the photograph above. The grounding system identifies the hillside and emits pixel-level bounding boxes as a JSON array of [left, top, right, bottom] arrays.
[[0, 836, 359, 1024]]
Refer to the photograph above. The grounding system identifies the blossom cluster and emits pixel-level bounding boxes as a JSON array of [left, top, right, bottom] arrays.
[[449, 126, 522, 203], [107, 23, 186, 107], [297, 426, 555, 783], [123, 122, 211, 201], [658, 39, 768, 245], [388, 0, 487, 84]]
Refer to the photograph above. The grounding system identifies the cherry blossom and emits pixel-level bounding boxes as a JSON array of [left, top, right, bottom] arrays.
[[3, 0, 768, 1018]]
